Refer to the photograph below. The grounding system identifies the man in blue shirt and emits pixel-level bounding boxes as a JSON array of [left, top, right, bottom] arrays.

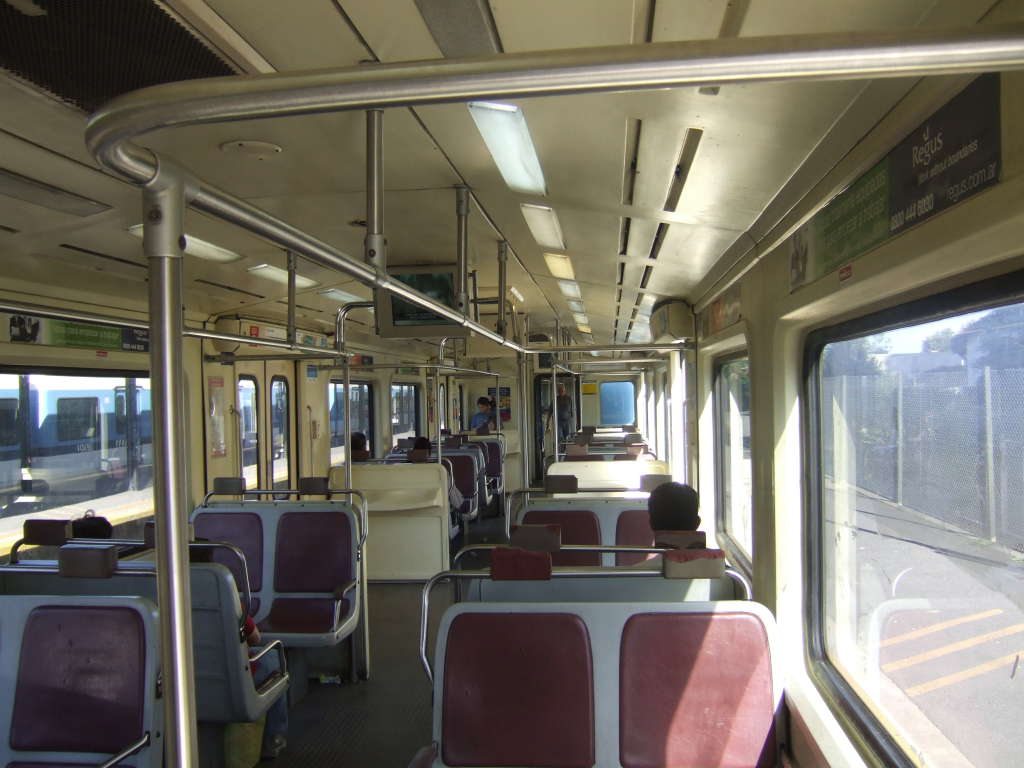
[[469, 396, 495, 431]]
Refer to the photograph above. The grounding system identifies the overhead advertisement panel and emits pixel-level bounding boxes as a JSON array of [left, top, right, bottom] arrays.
[[2, 312, 149, 352], [789, 73, 1001, 292]]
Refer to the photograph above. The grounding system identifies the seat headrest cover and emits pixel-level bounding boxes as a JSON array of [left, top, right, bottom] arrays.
[[213, 476, 246, 495], [640, 473, 673, 492], [22, 519, 72, 546], [58, 543, 118, 578], [653, 530, 707, 549], [407, 448, 430, 463], [544, 474, 578, 494], [509, 524, 562, 552], [298, 476, 330, 495], [491, 547, 553, 580], [662, 548, 726, 579]]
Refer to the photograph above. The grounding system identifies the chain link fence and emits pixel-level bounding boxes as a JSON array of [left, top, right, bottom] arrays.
[[823, 367, 1024, 550]]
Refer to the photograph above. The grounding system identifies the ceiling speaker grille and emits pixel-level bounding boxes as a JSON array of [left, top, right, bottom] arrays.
[[0, 0, 235, 113]]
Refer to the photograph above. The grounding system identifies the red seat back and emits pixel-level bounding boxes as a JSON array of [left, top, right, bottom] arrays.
[[615, 509, 655, 565], [442, 612, 595, 767], [619, 612, 776, 768], [522, 509, 601, 566], [274, 511, 352, 592]]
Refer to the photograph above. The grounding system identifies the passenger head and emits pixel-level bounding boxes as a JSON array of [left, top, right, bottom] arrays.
[[557, 383, 566, 396], [647, 482, 700, 531], [413, 436, 431, 451], [476, 396, 491, 413], [350, 432, 367, 451]]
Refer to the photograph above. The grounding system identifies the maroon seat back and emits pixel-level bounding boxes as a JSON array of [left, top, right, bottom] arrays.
[[479, 440, 502, 477], [11, 606, 146, 754], [274, 511, 352, 592], [619, 612, 777, 768], [445, 454, 477, 500], [193, 511, 263, 592], [615, 509, 656, 566], [522, 510, 600, 566], [442, 612, 594, 767]]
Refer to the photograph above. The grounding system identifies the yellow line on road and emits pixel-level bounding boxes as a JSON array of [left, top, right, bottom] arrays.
[[884, 624, 1024, 672], [881, 609, 1003, 648], [907, 650, 1022, 697]]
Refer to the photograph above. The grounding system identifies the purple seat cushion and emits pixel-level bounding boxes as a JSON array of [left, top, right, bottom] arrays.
[[258, 597, 350, 634], [274, 512, 352, 593], [11, 606, 145, 754], [193, 511, 263, 591]]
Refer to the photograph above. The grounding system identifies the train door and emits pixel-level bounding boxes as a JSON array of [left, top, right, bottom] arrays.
[[232, 361, 296, 495]]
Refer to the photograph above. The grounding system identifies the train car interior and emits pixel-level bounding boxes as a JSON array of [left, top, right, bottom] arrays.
[[1, 1, 1023, 766]]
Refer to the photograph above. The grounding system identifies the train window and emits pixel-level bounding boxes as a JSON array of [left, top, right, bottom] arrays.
[[714, 356, 753, 563], [811, 298, 1024, 767], [329, 381, 374, 461], [270, 377, 290, 495], [599, 380, 635, 425], [0, 372, 153, 532], [391, 383, 420, 444], [56, 397, 98, 441], [237, 377, 260, 489]]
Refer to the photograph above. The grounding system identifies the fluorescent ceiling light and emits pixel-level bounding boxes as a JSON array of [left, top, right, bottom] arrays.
[[543, 252, 575, 281], [509, 285, 525, 303], [319, 287, 367, 304], [566, 300, 585, 313], [576, 324, 592, 334], [128, 224, 242, 263], [557, 280, 581, 299], [2, 167, 110, 217], [247, 263, 318, 289], [521, 203, 565, 250], [572, 312, 589, 326], [468, 102, 547, 196]]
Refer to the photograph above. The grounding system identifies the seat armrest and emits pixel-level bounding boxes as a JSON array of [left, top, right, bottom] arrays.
[[335, 579, 358, 598], [98, 731, 151, 768], [250, 639, 289, 695]]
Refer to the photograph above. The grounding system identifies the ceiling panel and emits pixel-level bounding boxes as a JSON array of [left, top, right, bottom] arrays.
[[203, 0, 368, 69]]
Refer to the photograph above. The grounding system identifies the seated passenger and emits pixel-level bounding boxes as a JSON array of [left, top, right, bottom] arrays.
[[469, 396, 495, 432], [350, 432, 371, 462], [630, 481, 704, 568], [413, 436, 431, 451]]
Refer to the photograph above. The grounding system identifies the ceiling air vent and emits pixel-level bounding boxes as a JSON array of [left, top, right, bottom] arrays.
[[0, 0, 235, 113]]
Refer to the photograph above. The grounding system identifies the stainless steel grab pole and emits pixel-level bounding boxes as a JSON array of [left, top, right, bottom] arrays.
[[497, 241, 508, 337], [84, 26, 1024, 358], [143, 166, 199, 767], [455, 185, 470, 316]]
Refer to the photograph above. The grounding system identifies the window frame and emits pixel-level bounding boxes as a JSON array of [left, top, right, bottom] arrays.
[[712, 352, 754, 577], [329, 379, 376, 455], [801, 269, 1024, 768]]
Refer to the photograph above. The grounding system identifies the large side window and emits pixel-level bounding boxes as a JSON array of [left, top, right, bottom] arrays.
[[810, 296, 1024, 767], [0, 371, 153, 533], [599, 380, 636, 425], [237, 376, 260, 489], [329, 381, 374, 462], [714, 356, 753, 563], [391, 383, 420, 444]]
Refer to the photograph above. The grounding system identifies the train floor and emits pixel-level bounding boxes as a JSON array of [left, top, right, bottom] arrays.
[[260, 517, 507, 767]]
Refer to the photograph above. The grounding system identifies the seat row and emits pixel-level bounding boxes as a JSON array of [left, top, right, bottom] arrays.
[[411, 599, 781, 768]]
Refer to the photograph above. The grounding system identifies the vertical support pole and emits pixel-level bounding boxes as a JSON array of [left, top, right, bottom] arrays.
[[344, 357, 353, 491], [143, 171, 199, 767], [470, 270, 480, 323], [895, 371, 904, 506], [286, 250, 297, 346], [550, 323, 559, 465], [365, 110, 386, 334], [983, 366, 997, 541], [435, 367, 443, 465], [495, 375, 502, 440], [497, 241, 508, 337], [455, 185, 470, 316], [518, 351, 530, 488]]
